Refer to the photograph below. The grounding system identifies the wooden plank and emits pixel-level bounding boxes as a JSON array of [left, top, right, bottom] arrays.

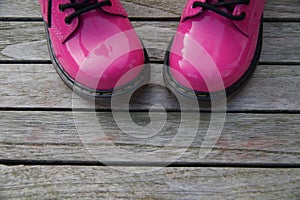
[[1, 111, 299, 163], [1, 22, 300, 63], [0, 165, 299, 199], [0, 64, 298, 111], [0, 0, 300, 18]]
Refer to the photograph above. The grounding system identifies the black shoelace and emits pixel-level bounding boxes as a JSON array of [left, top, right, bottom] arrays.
[[59, 0, 112, 24], [193, 0, 250, 20]]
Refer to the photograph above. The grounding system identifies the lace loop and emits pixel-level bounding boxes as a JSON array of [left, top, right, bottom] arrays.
[[193, 0, 250, 21], [59, 0, 112, 24]]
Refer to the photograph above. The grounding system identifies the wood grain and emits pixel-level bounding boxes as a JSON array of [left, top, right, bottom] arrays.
[[0, 64, 298, 111], [0, 0, 299, 198], [0, 0, 300, 18], [1, 21, 300, 62], [1, 111, 299, 163], [0, 165, 299, 199]]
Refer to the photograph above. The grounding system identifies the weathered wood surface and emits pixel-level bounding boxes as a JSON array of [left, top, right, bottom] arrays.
[[1, 21, 300, 62], [0, 0, 299, 198], [0, 165, 299, 199], [1, 111, 299, 163], [0, 64, 299, 111], [1, 0, 300, 18]]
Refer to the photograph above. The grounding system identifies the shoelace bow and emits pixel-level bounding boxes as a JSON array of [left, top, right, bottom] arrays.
[[59, 0, 112, 24], [193, 0, 250, 20]]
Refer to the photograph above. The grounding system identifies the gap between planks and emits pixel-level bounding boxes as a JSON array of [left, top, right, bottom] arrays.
[[1, 159, 300, 168]]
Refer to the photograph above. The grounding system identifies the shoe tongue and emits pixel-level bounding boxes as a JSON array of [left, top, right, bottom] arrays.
[[97, 0, 128, 17], [181, 0, 235, 22], [68, 0, 128, 17], [211, 0, 236, 15], [181, 0, 206, 22]]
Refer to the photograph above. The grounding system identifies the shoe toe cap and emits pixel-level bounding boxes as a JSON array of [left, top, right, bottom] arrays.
[[75, 48, 145, 91], [168, 51, 226, 93]]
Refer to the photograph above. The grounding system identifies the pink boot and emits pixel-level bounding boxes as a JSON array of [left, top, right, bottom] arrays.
[[38, 0, 149, 98], [164, 0, 266, 102]]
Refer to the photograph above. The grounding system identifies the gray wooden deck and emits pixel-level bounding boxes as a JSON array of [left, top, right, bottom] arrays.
[[0, 1, 299, 199]]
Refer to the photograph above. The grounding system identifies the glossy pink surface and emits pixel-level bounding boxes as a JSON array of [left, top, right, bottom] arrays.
[[168, 0, 266, 92], [38, 0, 144, 90]]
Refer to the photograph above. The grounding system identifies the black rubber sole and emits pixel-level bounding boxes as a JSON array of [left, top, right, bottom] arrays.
[[164, 21, 263, 103], [45, 25, 151, 99]]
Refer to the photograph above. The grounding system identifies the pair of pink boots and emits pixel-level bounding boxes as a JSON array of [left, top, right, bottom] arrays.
[[39, 0, 266, 102]]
